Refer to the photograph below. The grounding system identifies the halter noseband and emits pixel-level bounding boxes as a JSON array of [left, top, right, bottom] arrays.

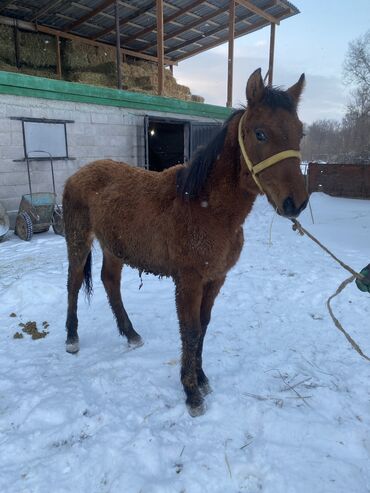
[[238, 112, 301, 193]]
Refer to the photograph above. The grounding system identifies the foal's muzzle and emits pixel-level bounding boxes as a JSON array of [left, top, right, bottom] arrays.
[[281, 197, 308, 218]]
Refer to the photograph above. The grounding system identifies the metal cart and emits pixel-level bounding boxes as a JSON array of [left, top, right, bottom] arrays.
[[0, 201, 10, 242], [15, 151, 64, 241]]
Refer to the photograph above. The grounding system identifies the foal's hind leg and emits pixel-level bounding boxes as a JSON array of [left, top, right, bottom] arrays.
[[65, 247, 92, 353], [197, 277, 226, 395], [101, 249, 143, 347]]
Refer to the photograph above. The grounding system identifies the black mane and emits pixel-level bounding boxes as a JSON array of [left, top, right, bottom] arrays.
[[176, 109, 244, 200], [176, 86, 294, 200]]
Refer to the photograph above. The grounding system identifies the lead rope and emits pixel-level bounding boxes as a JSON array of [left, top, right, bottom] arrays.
[[291, 219, 370, 363]]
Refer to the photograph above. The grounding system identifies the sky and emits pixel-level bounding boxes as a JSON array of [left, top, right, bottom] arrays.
[[175, 0, 370, 124]]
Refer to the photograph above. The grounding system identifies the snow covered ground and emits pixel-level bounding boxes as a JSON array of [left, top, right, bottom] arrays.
[[1, 192, 370, 493]]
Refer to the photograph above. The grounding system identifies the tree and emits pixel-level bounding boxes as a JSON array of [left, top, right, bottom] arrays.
[[343, 30, 370, 89], [302, 31, 370, 164], [342, 30, 370, 162]]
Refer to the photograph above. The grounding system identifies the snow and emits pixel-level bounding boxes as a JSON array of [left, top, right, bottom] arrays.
[[1, 192, 370, 493]]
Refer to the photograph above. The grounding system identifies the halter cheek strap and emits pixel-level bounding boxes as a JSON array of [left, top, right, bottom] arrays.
[[238, 112, 301, 193]]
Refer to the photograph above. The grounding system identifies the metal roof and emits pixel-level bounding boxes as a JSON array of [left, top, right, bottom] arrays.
[[0, 0, 299, 63]]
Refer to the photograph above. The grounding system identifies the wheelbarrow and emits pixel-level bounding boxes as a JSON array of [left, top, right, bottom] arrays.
[[15, 151, 64, 241], [0, 201, 10, 242]]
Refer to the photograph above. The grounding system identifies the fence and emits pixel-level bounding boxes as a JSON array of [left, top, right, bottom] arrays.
[[307, 162, 370, 199]]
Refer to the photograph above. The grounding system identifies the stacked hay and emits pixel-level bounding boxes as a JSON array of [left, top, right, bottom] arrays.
[[0, 28, 205, 103], [19, 30, 56, 69], [119, 60, 195, 100], [0, 26, 56, 71], [62, 40, 115, 71], [122, 62, 174, 93], [0, 26, 15, 65]]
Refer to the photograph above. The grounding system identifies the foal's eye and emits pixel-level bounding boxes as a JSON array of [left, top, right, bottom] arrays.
[[255, 129, 267, 142]]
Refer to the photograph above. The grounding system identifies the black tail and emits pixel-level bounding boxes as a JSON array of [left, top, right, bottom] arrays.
[[83, 251, 93, 301]]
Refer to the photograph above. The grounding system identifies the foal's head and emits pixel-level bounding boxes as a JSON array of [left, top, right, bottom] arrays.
[[239, 68, 308, 218]]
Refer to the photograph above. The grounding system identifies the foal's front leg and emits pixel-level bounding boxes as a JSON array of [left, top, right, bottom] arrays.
[[175, 273, 204, 417], [101, 250, 143, 347]]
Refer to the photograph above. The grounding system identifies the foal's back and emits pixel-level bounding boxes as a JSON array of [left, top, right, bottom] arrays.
[[63, 159, 183, 276]]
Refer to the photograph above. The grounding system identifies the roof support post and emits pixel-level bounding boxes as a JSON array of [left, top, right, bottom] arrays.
[[55, 35, 62, 79], [14, 21, 20, 69], [156, 0, 164, 96], [268, 22, 275, 86], [115, 0, 122, 90], [227, 0, 235, 107]]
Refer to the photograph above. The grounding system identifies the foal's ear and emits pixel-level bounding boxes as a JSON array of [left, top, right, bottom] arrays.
[[287, 73, 305, 106], [246, 68, 265, 106]]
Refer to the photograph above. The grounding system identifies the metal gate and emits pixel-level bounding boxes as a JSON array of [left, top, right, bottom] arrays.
[[190, 122, 222, 157]]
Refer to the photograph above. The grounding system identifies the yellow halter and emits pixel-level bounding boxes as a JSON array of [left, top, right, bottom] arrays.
[[238, 112, 301, 193]]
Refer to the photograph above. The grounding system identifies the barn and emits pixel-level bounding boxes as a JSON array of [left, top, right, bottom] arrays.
[[0, 0, 299, 227]]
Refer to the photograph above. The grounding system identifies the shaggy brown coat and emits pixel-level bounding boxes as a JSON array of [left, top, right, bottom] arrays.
[[63, 69, 308, 416]]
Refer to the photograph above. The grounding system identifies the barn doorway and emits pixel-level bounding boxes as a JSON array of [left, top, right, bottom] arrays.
[[145, 117, 189, 172], [144, 116, 222, 172]]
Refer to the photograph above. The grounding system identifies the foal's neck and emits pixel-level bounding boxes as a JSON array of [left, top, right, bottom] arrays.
[[205, 116, 258, 228]]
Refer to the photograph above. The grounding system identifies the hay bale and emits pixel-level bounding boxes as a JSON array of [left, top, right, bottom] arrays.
[[19, 30, 56, 68], [62, 40, 115, 71], [0, 25, 15, 65], [0, 60, 57, 79], [0, 29, 205, 103], [68, 70, 119, 88], [0, 27, 56, 70], [22, 66, 58, 79], [191, 94, 205, 103], [68, 70, 109, 85], [0, 60, 18, 73], [131, 75, 156, 90]]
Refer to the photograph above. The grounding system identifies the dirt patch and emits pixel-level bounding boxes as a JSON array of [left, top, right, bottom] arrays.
[[17, 321, 49, 340]]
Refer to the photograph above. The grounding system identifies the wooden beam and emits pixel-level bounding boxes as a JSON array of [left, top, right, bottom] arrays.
[[30, 0, 64, 23], [91, 1, 156, 41], [268, 22, 275, 86], [122, 0, 205, 46], [156, 0, 164, 96], [236, 0, 279, 25], [115, 0, 122, 90], [227, 0, 235, 107], [0, 15, 176, 65], [56, 35, 62, 79], [63, 0, 116, 32]]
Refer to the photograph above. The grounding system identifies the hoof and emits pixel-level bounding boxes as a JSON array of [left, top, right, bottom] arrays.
[[128, 336, 144, 349], [187, 401, 206, 418], [200, 382, 213, 396], [66, 340, 80, 354]]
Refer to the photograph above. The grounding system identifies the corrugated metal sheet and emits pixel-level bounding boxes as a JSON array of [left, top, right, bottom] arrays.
[[0, 0, 299, 61]]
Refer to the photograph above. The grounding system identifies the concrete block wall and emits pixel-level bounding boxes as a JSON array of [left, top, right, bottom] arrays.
[[0, 95, 146, 219], [0, 93, 220, 226]]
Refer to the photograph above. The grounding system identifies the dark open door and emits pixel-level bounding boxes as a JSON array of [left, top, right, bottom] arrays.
[[144, 115, 190, 171]]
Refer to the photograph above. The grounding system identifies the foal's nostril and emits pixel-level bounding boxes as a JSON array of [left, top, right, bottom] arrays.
[[299, 198, 308, 213], [282, 196, 296, 216]]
